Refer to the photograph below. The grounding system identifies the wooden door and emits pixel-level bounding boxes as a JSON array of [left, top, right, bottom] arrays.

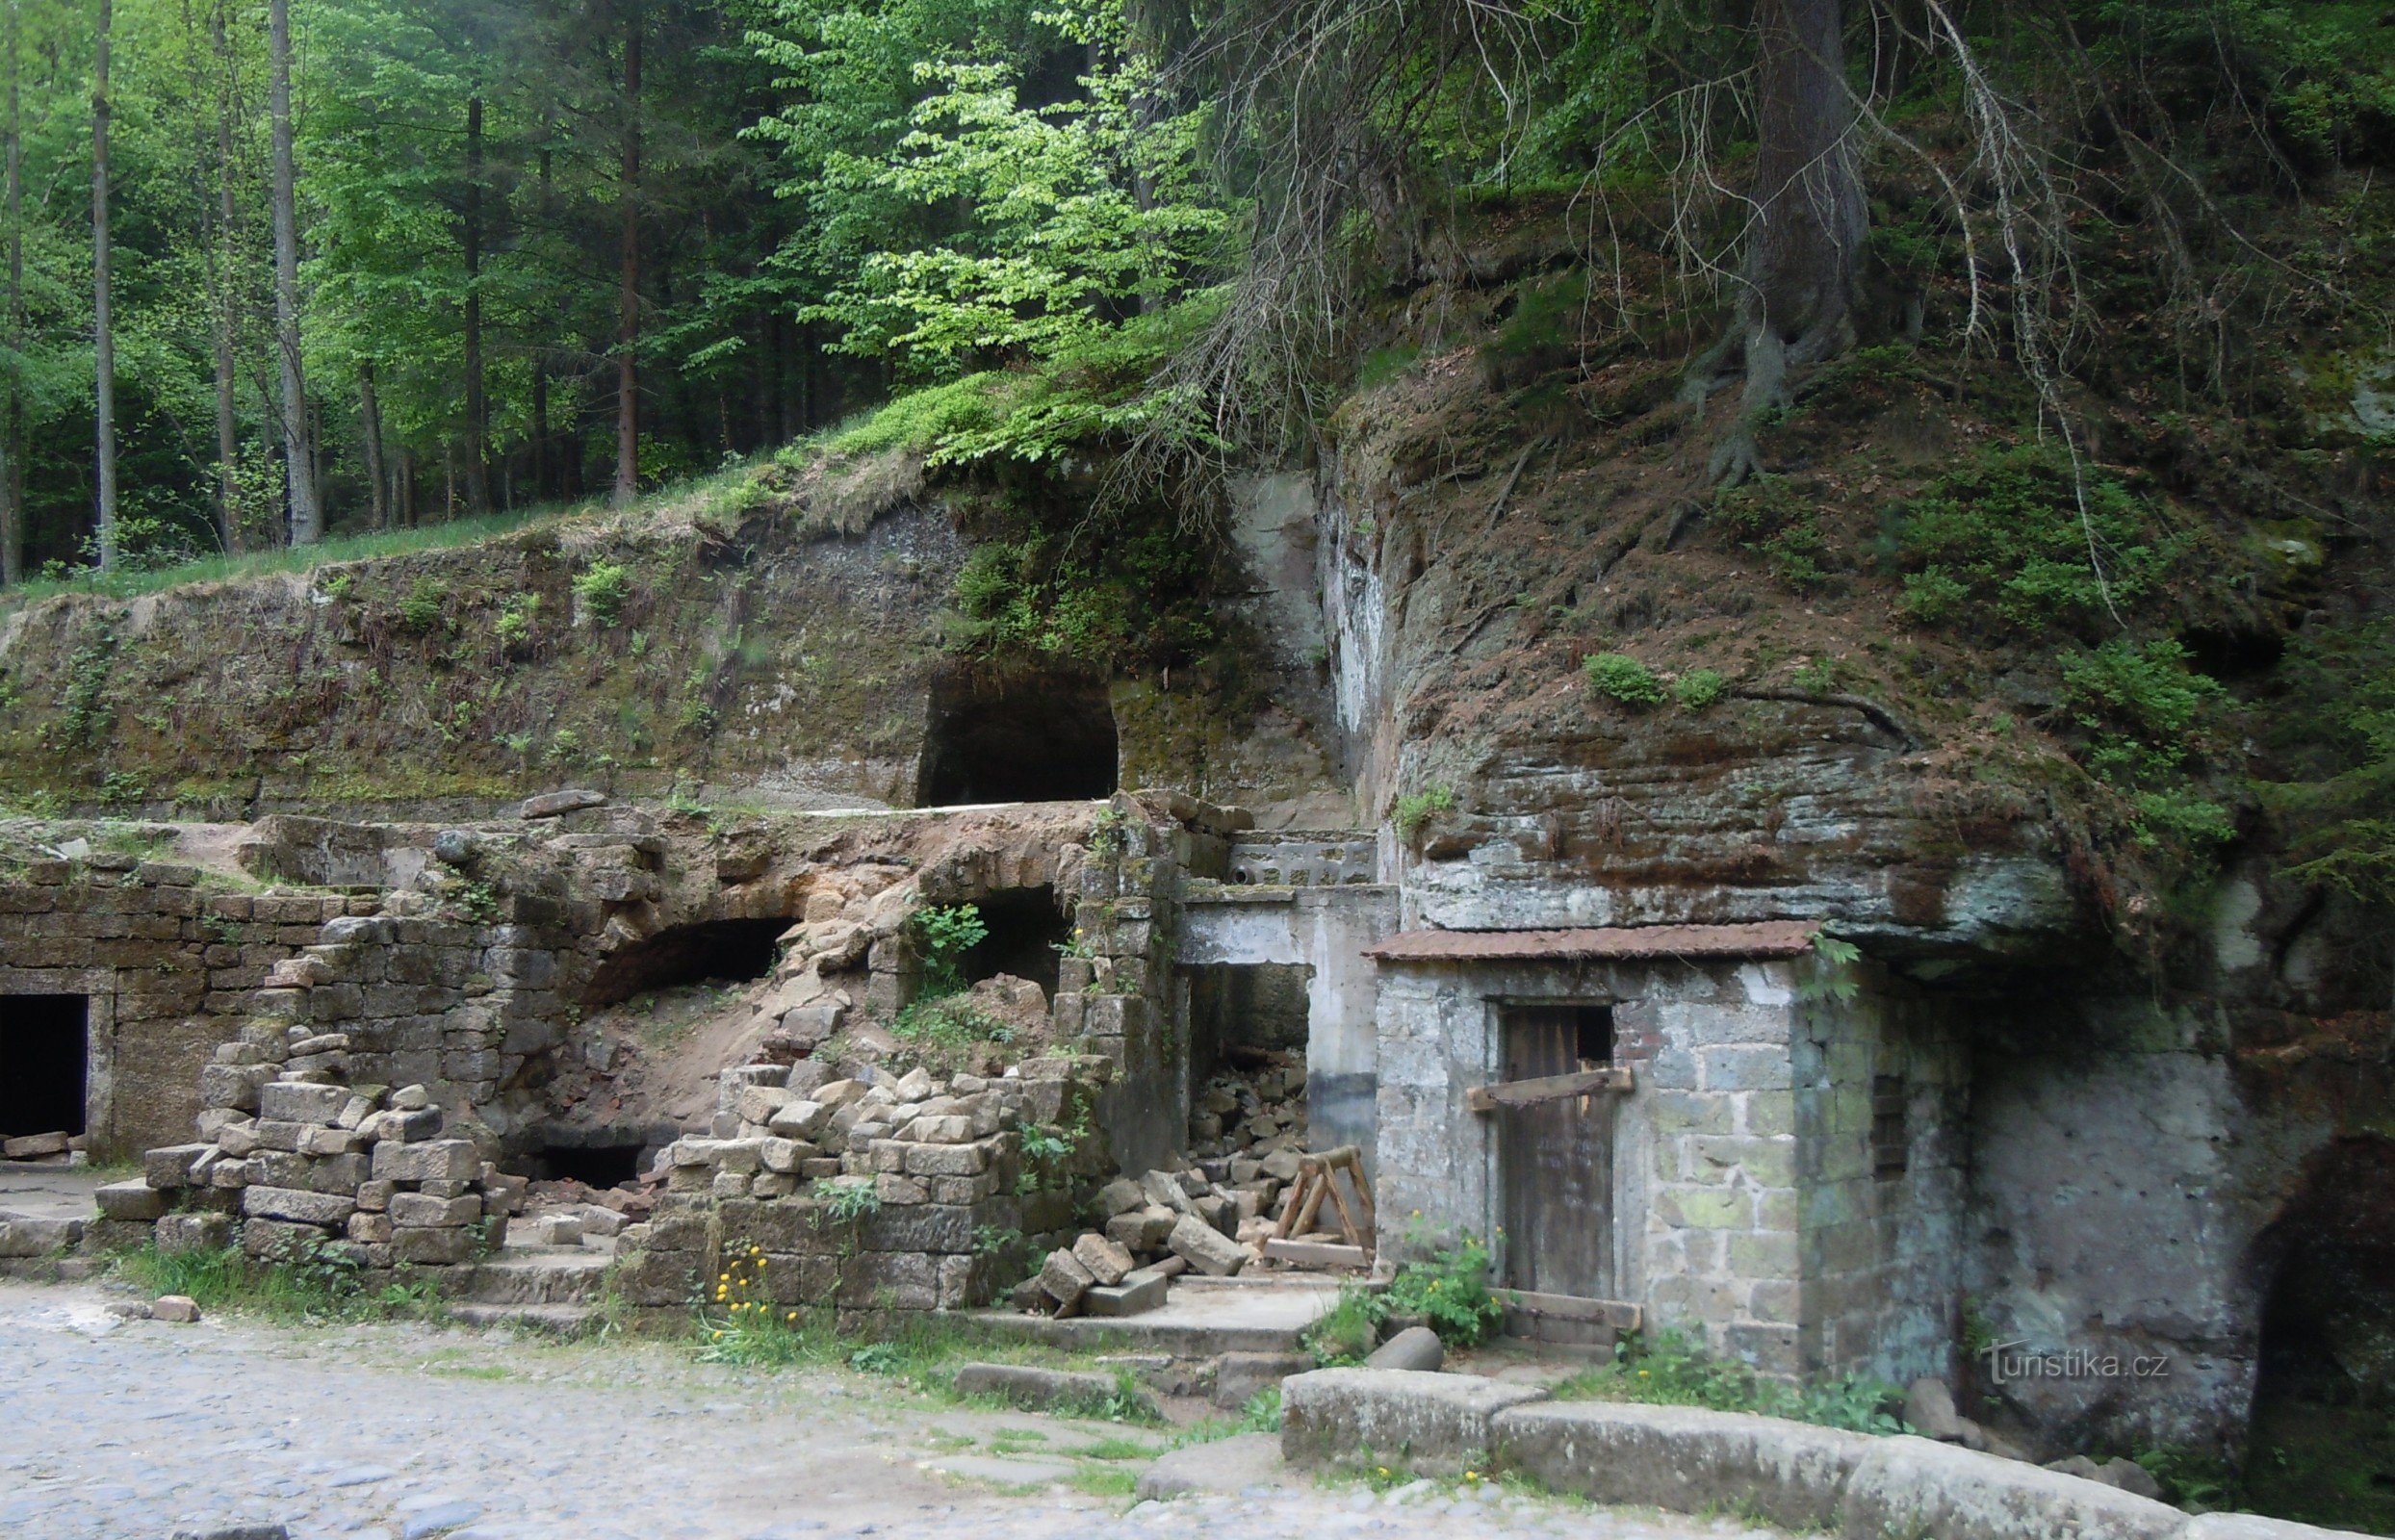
[[1497, 1004, 1614, 1303]]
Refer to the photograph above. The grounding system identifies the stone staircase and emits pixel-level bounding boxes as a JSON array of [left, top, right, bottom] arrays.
[[444, 1237, 614, 1334]]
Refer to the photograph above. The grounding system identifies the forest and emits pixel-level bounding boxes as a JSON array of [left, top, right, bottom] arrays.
[[0, 0, 2386, 607]]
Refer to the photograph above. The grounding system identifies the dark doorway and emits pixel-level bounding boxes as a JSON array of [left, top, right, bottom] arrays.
[[958, 886, 1072, 997], [1496, 1003, 1615, 1312], [917, 669, 1118, 807], [2246, 1137, 2395, 1532], [1, 994, 90, 1139], [581, 918, 786, 1009]]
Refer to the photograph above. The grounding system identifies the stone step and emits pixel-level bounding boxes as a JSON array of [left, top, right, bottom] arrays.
[[454, 1250, 611, 1306], [444, 1301, 600, 1336]]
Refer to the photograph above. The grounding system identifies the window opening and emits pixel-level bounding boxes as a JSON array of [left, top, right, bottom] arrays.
[[0, 994, 89, 1140]]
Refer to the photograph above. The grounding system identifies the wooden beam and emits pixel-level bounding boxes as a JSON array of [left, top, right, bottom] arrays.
[[1466, 1066, 1635, 1112], [1496, 1289, 1642, 1331]]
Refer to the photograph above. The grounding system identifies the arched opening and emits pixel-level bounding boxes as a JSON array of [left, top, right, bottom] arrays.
[[916, 668, 1117, 807], [582, 917, 786, 1009], [2247, 1137, 2395, 1532], [958, 886, 1072, 997]]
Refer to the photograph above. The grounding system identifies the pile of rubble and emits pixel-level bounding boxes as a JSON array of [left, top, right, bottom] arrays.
[[1020, 1155, 1301, 1317], [121, 1018, 525, 1270], [1188, 1053, 1307, 1159]]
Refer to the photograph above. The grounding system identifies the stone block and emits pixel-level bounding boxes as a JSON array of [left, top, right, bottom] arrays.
[[375, 1107, 444, 1143], [1040, 1246, 1095, 1313], [953, 1362, 1154, 1418], [0, 1216, 84, 1256], [371, 1139, 479, 1183], [390, 1225, 475, 1266], [1492, 1400, 1869, 1532], [1084, 1272, 1168, 1317], [95, 1180, 167, 1221], [389, 1192, 480, 1227], [839, 1249, 938, 1310], [258, 1080, 349, 1125], [348, 1212, 395, 1244], [767, 1100, 829, 1141], [143, 1143, 215, 1191], [736, 1085, 795, 1125], [199, 1064, 272, 1112], [1280, 1369, 1549, 1475], [613, 1247, 697, 1306], [1213, 1351, 1309, 1409], [1168, 1213, 1246, 1276], [1096, 1176, 1146, 1217], [1366, 1325, 1445, 1372], [1840, 1435, 2183, 1540], [903, 1141, 989, 1178], [1107, 1210, 1175, 1252], [875, 1173, 929, 1204], [242, 1186, 357, 1226], [1072, 1232, 1135, 1286], [1136, 1432, 1284, 1502]]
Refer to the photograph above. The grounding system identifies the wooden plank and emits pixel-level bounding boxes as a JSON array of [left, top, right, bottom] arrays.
[[1264, 1239, 1368, 1270], [1467, 1066, 1634, 1113], [1496, 1289, 1642, 1331]]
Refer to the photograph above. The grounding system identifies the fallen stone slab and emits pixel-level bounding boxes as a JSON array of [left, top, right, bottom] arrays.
[[1084, 1272, 1167, 1317], [1493, 1399, 1872, 1533], [1135, 1431, 1288, 1501], [3, 1130, 71, 1159], [1366, 1325, 1445, 1372], [520, 788, 606, 819], [1840, 1434, 2184, 1540], [952, 1362, 1156, 1419], [1281, 1368, 1548, 1475]]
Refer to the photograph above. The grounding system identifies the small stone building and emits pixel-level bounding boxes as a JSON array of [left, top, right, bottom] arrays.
[[1364, 922, 1964, 1386]]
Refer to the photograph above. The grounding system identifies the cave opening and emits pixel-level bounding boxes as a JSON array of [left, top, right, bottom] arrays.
[[529, 1142, 648, 1189], [957, 886, 1072, 998], [2246, 1137, 2395, 1532], [0, 994, 89, 1140], [916, 668, 1118, 807], [581, 917, 787, 1009]]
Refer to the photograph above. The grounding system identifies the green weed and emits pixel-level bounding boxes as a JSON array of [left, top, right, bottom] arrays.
[[1584, 653, 1666, 706]]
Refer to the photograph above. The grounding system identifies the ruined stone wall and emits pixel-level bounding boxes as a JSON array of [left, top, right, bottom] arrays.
[[1056, 805, 1184, 1175], [0, 853, 363, 1155], [1793, 965, 1968, 1387]]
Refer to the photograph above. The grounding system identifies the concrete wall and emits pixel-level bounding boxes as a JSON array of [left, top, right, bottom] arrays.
[[1178, 885, 1397, 1173], [1794, 964, 1967, 1386]]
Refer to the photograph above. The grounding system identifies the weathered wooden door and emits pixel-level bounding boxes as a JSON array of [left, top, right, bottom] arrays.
[[1497, 1004, 1615, 1302]]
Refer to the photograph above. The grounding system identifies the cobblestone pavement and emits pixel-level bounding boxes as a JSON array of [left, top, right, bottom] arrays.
[[0, 1281, 1782, 1540]]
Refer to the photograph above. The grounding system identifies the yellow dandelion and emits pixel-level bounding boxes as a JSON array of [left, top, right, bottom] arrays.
[[786, 1312, 798, 1322], [719, 1272, 731, 1282], [1636, 1369, 1650, 1378]]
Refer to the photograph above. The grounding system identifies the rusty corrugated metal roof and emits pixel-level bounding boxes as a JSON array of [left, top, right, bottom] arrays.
[[1365, 921, 1820, 963]]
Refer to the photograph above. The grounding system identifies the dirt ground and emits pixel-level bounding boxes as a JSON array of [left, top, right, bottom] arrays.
[[0, 1278, 1785, 1540]]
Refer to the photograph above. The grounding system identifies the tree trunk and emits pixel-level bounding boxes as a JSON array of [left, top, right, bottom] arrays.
[[461, 94, 490, 512], [530, 142, 552, 503], [613, 3, 641, 507], [399, 445, 416, 526], [0, 0, 22, 585], [92, 0, 117, 570], [207, 0, 243, 552], [360, 360, 387, 528], [270, 0, 321, 544], [1690, 0, 1864, 484]]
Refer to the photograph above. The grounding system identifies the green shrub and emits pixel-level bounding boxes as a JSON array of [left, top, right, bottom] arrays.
[[2060, 638, 2232, 845], [1673, 668, 1728, 711], [397, 577, 450, 633], [1301, 1286, 1382, 1366], [1379, 1234, 1506, 1346], [1392, 785, 1455, 840], [1584, 653, 1667, 706], [1888, 448, 2177, 632], [573, 561, 635, 626], [909, 903, 987, 996]]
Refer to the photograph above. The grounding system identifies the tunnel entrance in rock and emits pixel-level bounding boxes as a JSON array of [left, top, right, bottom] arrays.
[[916, 668, 1117, 807], [529, 1141, 648, 1189], [959, 886, 1072, 998], [2246, 1137, 2395, 1532], [582, 918, 787, 1009], [0, 993, 89, 1140]]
